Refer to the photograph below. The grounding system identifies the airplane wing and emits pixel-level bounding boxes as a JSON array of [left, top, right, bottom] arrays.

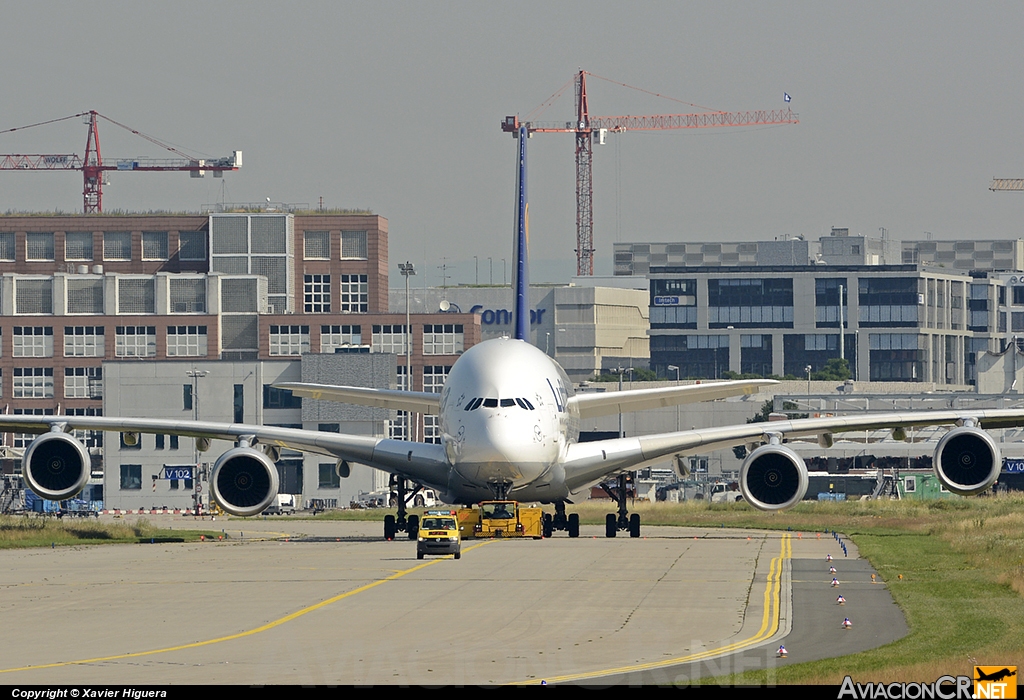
[[0, 415, 450, 504], [568, 379, 777, 419], [273, 382, 441, 414], [559, 408, 1024, 496]]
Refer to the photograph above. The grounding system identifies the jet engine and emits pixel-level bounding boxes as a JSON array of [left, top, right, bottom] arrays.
[[740, 444, 809, 511], [22, 433, 91, 501], [210, 447, 279, 517], [933, 427, 1001, 496]]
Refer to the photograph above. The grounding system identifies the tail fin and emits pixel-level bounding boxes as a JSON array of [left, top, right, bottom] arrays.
[[513, 124, 530, 341]]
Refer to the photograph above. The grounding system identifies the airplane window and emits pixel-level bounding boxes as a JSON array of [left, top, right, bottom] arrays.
[[522, 398, 535, 410], [515, 398, 527, 409], [483, 398, 498, 408], [500, 399, 515, 407], [465, 398, 482, 411]]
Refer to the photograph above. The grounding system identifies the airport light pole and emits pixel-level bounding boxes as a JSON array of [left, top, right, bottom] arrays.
[[399, 262, 416, 441], [668, 365, 680, 432], [186, 367, 208, 515]]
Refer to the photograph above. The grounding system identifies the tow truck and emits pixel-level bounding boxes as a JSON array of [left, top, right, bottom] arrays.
[[457, 500, 544, 539], [417, 510, 461, 559]]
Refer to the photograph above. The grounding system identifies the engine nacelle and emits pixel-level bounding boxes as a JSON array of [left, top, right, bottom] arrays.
[[933, 427, 1001, 496], [211, 447, 279, 517], [740, 444, 808, 511], [23, 433, 91, 501]]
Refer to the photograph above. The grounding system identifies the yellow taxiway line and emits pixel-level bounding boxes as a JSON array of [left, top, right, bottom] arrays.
[[0, 540, 494, 675], [524, 533, 792, 684]]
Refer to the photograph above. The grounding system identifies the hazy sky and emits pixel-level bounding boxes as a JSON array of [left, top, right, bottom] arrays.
[[3, 2, 1024, 285]]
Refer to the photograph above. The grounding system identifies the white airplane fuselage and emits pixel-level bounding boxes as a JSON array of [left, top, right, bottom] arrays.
[[436, 337, 580, 503]]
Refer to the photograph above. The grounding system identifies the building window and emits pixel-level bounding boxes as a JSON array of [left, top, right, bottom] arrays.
[[304, 275, 331, 313], [422, 366, 450, 444], [740, 334, 773, 376], [0, 233, 14, 261], [707, 278, 793, 329], [13, 408, 53, 448], [115, 326, 157, 357], [26, 233, 55, 261], [179, 230, 208, 261], [142, 232, 168, 260], [66, 278, 104, 314], [13, 367, 54, 398], [320, 325, 363, 353], [390, 367, 410, 441], [858, 277, 920, 328], [65, 407, 103, 448], [318, 463, 341, 489], [422, 324, 464, 355], [169, 278, 207, 314], [14, 278, 53, 315], [64, 367, 102, 399], [13, 327, 53, 357], [372, 325, 407, 355], [269, 325, 310, 356], [64, 232, 94, 261], [341, 231, 367, 259], [117, 278, 156, 314], [339, 274, 368, 313], [103, 231, 132, 261], [166, 326, 208, 357], [304, 231, 330, 259], [120, 464, 142, 490], [64, 326, 104, 357], [263, 385, 302, 409]]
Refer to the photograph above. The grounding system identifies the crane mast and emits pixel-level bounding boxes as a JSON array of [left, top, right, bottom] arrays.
[[504, 70, 799, 276]]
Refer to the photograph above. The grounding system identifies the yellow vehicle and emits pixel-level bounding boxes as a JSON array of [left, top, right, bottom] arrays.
[[457, 500, 544, 539], [417, 510, 461, 560]]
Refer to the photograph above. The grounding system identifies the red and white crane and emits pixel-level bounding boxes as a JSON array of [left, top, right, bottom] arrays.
[[0, 111, 241, 213], [503, 71, 798, 275]]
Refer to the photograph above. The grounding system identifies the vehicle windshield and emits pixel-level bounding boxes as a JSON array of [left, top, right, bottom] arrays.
[[422, 518, 456, 530], [482, 503, 514, 518]]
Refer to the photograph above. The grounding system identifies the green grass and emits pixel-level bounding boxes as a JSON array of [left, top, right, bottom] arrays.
[[0, 515, 225, 548]]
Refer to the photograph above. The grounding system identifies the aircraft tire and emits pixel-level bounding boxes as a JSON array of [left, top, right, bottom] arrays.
[[384, 515, 397, 540], [407, 514, 419, 540], [629, 513, 641, 538], [605, 513, 617, 538], [568, 513, 580, 538]]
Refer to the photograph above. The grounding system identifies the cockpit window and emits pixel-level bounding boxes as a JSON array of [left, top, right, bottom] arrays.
[[483, 398, 498, 408], [500, 399, 515, 407], [515, 398, 535, 410]]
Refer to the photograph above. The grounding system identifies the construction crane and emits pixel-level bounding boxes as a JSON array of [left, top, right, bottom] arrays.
[[990, 179, 1024, 192], [502, 71, 799, 275], [0, 111, 241, 213]]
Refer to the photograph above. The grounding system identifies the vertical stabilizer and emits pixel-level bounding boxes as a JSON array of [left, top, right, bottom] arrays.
[[513, 125, 530, 341]]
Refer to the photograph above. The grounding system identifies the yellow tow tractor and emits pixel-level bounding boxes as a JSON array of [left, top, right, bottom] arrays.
[[417, 510, 461, 560], [457, 500, 544, 539]]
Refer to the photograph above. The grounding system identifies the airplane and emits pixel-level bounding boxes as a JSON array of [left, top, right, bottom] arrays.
[[3, 124, 1018, 540]]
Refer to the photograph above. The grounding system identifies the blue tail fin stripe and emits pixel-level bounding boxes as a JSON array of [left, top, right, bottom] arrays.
[[513, 124, 530, 341]]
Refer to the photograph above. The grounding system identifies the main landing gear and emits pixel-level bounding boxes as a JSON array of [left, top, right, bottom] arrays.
[[541, 501, 580, 538], [383, 475, 419, 541], [600, 472, 640, 538]]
